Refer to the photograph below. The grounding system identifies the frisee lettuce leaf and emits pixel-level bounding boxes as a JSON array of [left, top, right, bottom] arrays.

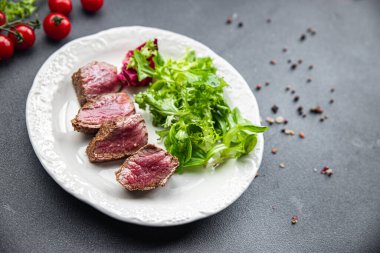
[[0, 0, 37, 22], [133, 41, 268, 172]]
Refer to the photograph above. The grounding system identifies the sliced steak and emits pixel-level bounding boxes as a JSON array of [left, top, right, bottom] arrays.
[[72, 61, 121, 106], [86, 114, 148, 162], [115, 144, 179, 191], [71, 92, 135, 134]]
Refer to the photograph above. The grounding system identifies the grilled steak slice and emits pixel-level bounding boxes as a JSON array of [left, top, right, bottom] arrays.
[[71, 92, 135, 134], [72, 61, 121, 106], [86, 114, 148, 162], [115, 144, 179, 191]]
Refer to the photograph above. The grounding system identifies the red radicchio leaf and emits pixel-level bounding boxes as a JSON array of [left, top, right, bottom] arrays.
[[117, 39, 158, 87]]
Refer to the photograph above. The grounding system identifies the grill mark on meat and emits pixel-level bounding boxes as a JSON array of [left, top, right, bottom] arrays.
[[115, 144, 179, 191], [86, 114, 148, 162], [71, 92, 135, 134], [72, 61, 121, 106]]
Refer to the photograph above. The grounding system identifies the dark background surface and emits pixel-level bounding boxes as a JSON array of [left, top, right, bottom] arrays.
[[1, 0, 380, 252]]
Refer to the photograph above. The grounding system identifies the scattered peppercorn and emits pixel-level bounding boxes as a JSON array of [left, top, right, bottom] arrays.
[[299, 131, 305, 139], [324, 115, 328, 120], [313, 107, 324, 114], [293, 96, 300, 102], [291, 215, 298, 224], [275, 116, 285, 124], [266, 18, 271, 23], [271, 147, 278, 154], [298, 59, 303, 64], [237, 21, 244, 28], [321, 166, 333, 176], [330, 88, 335, 93], [329, 99, 334, 104], [266, 116, 275, 125], [271, 105, 279, 114], [281, 128, 286, 133], [279, 163, 285, 168], [226, 16, 233, 24], [285, 86, 291, 91], [284, 129, 295, 136], [291, 90, 296, 94], [310, 106, 323, 114], [284, 119, 288, 124], [256, 84, 262, 90], [297, 106, 303, 112], [307, 78, 312, 83], [299, 34, 306, 41], [265, 81, 270, 86], [320, 117, 324, 122], [270, 59, 277, 65], [287, 59, 292, 64], [282, 48, 288, 53], [308, 65, 314, 70], [291, 64, 297, 70], [302, 114, 307, 118]]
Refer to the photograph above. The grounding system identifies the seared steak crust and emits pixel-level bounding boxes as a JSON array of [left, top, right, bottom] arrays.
[[115, 144, 179, 191], [72, 61, 121, 106], [86, 114, 148, 162], [71, 92, 135, 134]]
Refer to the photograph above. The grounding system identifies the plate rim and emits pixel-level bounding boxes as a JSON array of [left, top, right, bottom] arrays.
[[26, 26, 265, 226]]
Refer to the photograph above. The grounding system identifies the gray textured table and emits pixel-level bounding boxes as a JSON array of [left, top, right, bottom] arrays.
[[1, 0, 380, 252]]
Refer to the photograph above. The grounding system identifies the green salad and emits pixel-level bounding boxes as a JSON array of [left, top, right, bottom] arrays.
[[0, 0, 37, 21], [127, 40, 268, 172]]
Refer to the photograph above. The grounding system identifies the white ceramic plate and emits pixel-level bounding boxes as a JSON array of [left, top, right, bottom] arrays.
[[26, 27, 264, 226]]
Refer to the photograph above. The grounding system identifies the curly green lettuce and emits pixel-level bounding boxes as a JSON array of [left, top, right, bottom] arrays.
[[131, 41, 268, 172], [0, 0, 37, 22]]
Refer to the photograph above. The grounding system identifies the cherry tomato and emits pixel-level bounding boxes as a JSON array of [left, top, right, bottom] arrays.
[[8, 24, 36, 50], [80, 0, 103, 13], [48, 0, 73, 16], [43, 13, 71, 41], [0, 11, 6, 26], [0, 35, 14, 61]]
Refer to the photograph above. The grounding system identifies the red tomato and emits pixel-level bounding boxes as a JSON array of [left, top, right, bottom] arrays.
[[0, 11, 6, 26], [48, 0, 73, 16], [0, 35, 14, 61], [43, 13, 71, 41], [8, 24, 36, 50], [80, 0, 103, 13]]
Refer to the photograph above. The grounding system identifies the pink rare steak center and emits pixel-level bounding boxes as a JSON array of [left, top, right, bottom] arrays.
[[81, 63, 120, 94], [72, 92, 136, 134], [77, 93, 134, 124], [72, 61, 121, 106], [116, 144, 179, 191], [91, 115, 147, 157]]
